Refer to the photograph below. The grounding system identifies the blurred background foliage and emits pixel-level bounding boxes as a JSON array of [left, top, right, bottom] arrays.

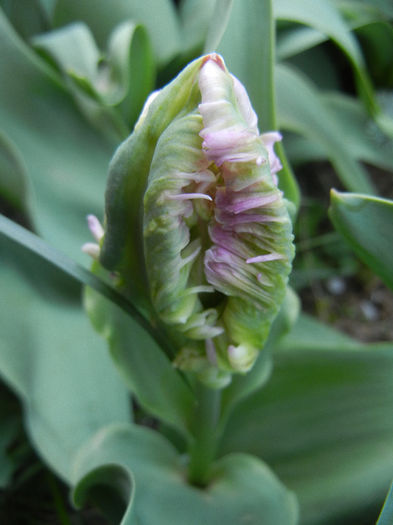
[[0, 0, 392, 524]]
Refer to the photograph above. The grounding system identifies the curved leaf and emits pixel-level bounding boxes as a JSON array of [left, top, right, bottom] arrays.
[[285, 92, 393, 173], [203, 0, 234, 54], [0, 9, 115, 262], [74, 464, 134, 524], [378, 481, 393, 525], [334, 0, 393, 22], [276, 64, 375, 193], [178, 0, 216, 56], [72, 423, 298, 525], [85, 286, 195, 439], [329, 191, 393, 290], [221, 343, 393, 525], [274, 0, 377, 114], [0, 214, 160, 337], [53, 0, 180, 67], [0, 227, 130, 482], [33, 20, 155, 131], [277, 26, 328, 60]]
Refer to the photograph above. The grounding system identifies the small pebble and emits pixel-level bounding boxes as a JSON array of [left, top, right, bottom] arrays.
[[326, 277, 346, 295], [360, 300, 379, 321]]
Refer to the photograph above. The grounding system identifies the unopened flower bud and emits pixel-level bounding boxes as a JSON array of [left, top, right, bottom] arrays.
[[98, 54, 294, 387]]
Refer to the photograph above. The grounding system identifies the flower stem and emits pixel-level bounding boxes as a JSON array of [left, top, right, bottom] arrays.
[[187, 382, 221, 487]]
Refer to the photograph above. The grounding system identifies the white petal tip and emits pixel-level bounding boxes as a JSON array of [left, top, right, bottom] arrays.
[[86, 214, 104, 242], [82, 242, 100, 259], [246, 253, 284, 264]]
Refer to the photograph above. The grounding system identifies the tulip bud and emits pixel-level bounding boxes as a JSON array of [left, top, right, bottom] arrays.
[[98, 54, 294, 387]]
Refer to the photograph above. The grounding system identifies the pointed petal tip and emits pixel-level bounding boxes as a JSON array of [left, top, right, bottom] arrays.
[[86, 214, 104, 242], [202, 53, 226, 71]]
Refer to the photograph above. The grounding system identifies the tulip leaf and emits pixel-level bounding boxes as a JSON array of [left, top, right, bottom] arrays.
[[53, 0, 180, 67], [277, 26, 327, 60], [285, 92, 393, 174], [277, 313, 358, 352], [221, 342, 393, 525], [74, 463, 134, 523], [32, 20, 155, 132], [334, 0, 393, 21], [377, 481, 393, 525], [0, 224, 130, 482], [0, 9, 116, 262], [178, 0, 215, 56], [276, 64, 375, 194], [84, 286, 195, 439], [0, 214, 161, 339], [329, 191, 393, 291], [203, 0, 233, 54], [72, 423, 298, 525], [274, 0, 377, 114], [33, 22, 101, 83]]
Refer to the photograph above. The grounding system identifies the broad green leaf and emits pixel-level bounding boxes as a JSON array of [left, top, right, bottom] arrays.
[[216, 0, 300, 208], [33, 22, 101, 82], [276, 64, 375, 193], [0, 215, 194, 438], [329, 191, 393, 290], [84, 286, 195, 439], [0, 230, 130, 482], [72, 423, 298, 525], [0, 9, 115, 263], [378, 481, 393, 525], [178, 0, 215, 56], [221, 343, 393, 525], [334, 0, 393, 22], [277, 6, 392, 60], [203, 0, 234, 54], [33, 20, 155, 132], [32, 22, 128, 142], [356, 22, 393, 88], [53, 0, 180, 67], [285, 93, 393, 174], [74, 463, 134, 523], [0, 214, 160, 336], [216, 0, 275, 130], [108, 21, 155, 128], [277, 313, 358, 352], [277, 26, 327, 60], [274, 0, 377, 114]]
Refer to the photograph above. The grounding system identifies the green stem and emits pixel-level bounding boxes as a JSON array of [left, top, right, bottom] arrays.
[[187, 383, 221, 487]]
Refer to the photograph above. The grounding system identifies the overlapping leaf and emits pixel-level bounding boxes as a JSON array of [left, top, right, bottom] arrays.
[[0, 9, 115, 263], [72, 423, 298, 525], [329, 191, 393, 290], [0, 223, 130, 482], [276, 64, 375, 193], [221, 334, 393, 524], [53, 0, 180, 67]]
